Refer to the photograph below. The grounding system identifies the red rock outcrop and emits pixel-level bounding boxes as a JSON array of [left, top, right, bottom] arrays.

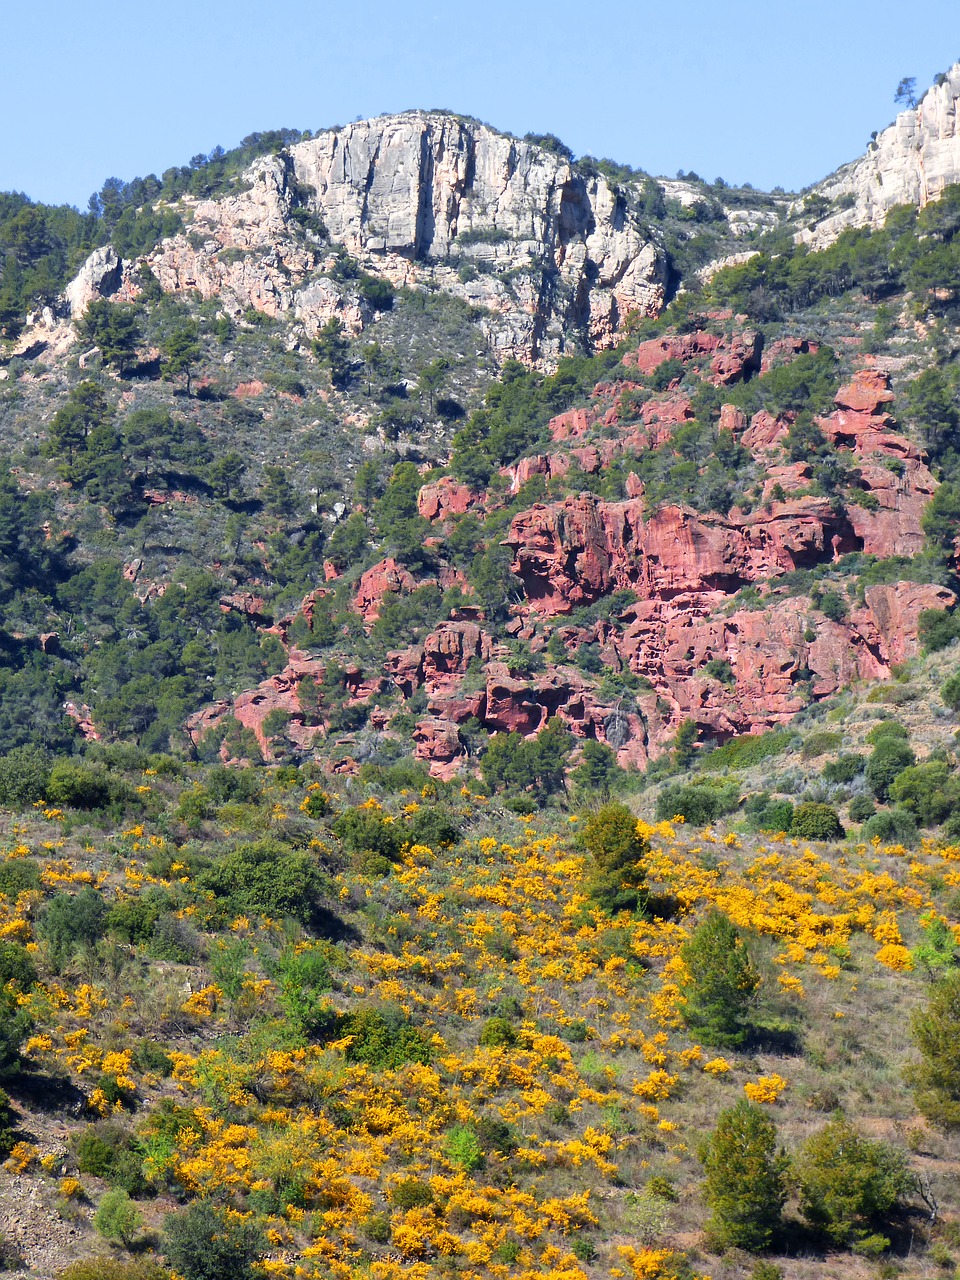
[[417, 477, 476, 522], [353, 558, 416, 624]]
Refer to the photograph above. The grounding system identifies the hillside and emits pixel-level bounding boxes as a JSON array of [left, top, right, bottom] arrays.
[[3, 62, 960, 1280]]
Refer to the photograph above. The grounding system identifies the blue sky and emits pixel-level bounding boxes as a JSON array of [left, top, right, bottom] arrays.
[[4, 0, 960, 208]]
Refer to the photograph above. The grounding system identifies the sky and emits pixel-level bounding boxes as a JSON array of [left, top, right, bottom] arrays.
[[3, 1, 960, 208]]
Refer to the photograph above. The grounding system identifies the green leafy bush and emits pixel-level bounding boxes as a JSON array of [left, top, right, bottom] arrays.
[[164, 1201, 265, 1280], [479, 1017, 518, 1047], [94, 1188, 143, 1246], [794, 1114, 911, 1248], [197, 839, 325, 924], [699, 730, 792, 771], [790, 803, 844, 840], [0, 746, 50, 808], [46, 761, 111, 810], [919, 608, 960, 654], [861, 808, 919, 847], [39, 888, 108, 968], [582, 802, 650, 914], [890, 761, 960, 825], [865, 719, 909, 746], [822, 754, 864, 784], [656, 783, 738, 825], [865, 739, 916, 801], [338, 1007, 433, 1070]]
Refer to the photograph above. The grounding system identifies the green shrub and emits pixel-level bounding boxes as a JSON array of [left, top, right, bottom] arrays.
[[444, 1124, 484, 1171], [94, 1188, 143, 1246], [338, 1007, 433, 1070], [801, 731, 841, 759], [865, 720, 909, 745], [680, 911, 759, 1048], [197, 839, 325, 924], [699, 730, 792, 771], [0, 859, 41, 897], [794, 1114, 912, 1247], [822, 754, 864, 783], [919, 608, 960, 654], [331, 807, 404, 861], [39, 888, 108, 968], [861, 808, 919, 847], [790, 803, 844, 840], [848, 795, 876, 822], [405, 805, 461, 849], [908, 971, 960, 1130], [479, 1017, 518, 1047], [582, 802, 650, 914], [164, 1201, 265, 1280], [656, 782, 738, 826], [0, 940, 36, 990], [942, 671, 960, 711], [0, 746, 50, 808], [74, 1122, 147, 1196], [480, 718, 573, 802], [45, 761, 111, 810], [388, 1178, 434, 1209], [890, 761, 960, 825], [700, 1100, 788, 1251], [866, 739, 916, 801], [750, 799, 795, 833]]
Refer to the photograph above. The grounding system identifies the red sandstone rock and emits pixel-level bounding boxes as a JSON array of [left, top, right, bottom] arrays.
[[353, 558, 416, 624], [413, 717, 465, 779], [855, 582, 957, 665], [759, 336, 818, 373], [417, 476, 475, 521]]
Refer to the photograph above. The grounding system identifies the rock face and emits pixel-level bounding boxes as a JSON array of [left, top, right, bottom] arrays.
[[804, 63, 960, 248], [65, 113, 667, 365]]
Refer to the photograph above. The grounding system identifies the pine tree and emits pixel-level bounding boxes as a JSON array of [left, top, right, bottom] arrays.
[[907, 970, 960, 1129], [700, 1100, 787, 1251], [680, 911, 760, 1047], [161, 321, 202, 395]]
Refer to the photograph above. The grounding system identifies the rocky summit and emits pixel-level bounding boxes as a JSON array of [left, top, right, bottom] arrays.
[[5, 59, 960, 1280]]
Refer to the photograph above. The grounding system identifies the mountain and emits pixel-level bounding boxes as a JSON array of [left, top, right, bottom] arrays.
[[2, 60, 960, 1280]]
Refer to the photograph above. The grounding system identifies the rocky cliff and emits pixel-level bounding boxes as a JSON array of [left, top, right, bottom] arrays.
[[68, 113, 668, 365], [803, 62, 960, 248]]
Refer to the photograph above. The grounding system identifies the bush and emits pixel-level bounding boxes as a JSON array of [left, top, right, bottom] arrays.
[[802, 731, 841, 759], [164, 1201, 265, 1280], [680, 912, 759, 1048], [480, 718, 573, 803], [582, 802, 650, 913], [479, 1017, 518, 1047], [848, 795, 876, 822], [0, 746, 50, 808], [865, 720, 909, 745], [197, 839, 325, 924], [45, 761, 111, 810], [794, 1114, 912, 1247], [865, 739, 916, 801], [749, 798, 795, 832], [338, 1007, 433, 1070], [919, 608, 960, 654], [700, 730, 792, 771], [0, 941, 36, 991], [656, 782, 738, 826], [822, 754, 864, 784], [890, 761, 960, 826], [39, 888, 108, 968], [790, 803, 844, 840], [700, 1100, 788, 1251], [389, 1178, 434, 1209], [908, 971, 960, 1130], [331, 807, 404, 861], [943, 671, 960, 711], [444, 1125, 484, 1171], [94, 1188, 143, 1246], [74, 1122, 147, 1196], [861, 808, 919, 847]]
